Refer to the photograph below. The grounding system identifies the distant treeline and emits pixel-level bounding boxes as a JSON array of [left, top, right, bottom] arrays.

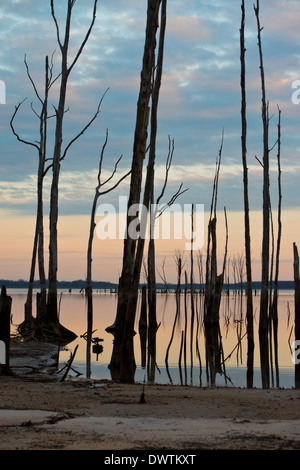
[[0, 279, 295, 292]]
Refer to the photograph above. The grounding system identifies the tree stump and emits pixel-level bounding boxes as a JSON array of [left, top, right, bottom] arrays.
[[0, 286, 12, 374], [293, 243, 300, 388]]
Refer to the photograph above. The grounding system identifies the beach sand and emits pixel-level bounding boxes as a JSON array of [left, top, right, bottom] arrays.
[[0, 339, 299, 451]]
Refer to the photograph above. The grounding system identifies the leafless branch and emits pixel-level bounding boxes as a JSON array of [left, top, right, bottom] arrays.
[[155, 135, 189, 218], [24, 55, 43, 105], [156, 184, 189, 218], [255, 155, 264, 167], [156, 135, 174, 207], [95, 129, 131, 196], [50, 0, 63, 50], [51, 0, 98, 76], [157, 257, 168, 289], [60, 87, 109, 162], [10, 99, 40, 151], [68, 0, 98, 75]]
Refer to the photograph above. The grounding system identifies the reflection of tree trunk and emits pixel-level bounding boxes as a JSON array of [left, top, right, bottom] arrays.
[[148, 199, 157, 330], [165, 293, 179, 384], [86, 292, 93, 379], [139, 285, 148, 368], [184, 272, 188, 385], [293, 243, 300, 389], [147, 322, 158, 383]]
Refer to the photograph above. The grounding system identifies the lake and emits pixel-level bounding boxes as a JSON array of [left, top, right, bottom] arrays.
[[8, 289, 297, 388]]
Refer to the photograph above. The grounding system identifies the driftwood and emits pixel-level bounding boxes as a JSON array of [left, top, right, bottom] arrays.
[[58, 344, 80, 382]]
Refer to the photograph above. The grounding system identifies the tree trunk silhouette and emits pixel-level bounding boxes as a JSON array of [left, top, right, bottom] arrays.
[[47, 0, 98, 325], [254, 0, 270, 388], [86, 129, 130, 378], [204, 134, 228, 385], [293, 243, 300, 389], [240, 0, 254, 388], [10, 54, 52, 326], [269, 107, 282, 387], [110, 0, 166, 383]]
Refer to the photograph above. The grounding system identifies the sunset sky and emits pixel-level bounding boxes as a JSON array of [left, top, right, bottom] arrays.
[[0, 0, 300, 284]]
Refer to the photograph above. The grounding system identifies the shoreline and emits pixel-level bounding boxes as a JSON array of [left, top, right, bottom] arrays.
[[0, 336, 299, 451], [0, 375, 299, 450]]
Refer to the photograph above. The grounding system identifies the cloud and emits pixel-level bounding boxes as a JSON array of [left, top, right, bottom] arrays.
[[167, 15, 212, 43], [0, 0, 300, 219]]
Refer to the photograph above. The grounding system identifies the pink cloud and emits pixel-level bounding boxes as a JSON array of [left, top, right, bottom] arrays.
[[167, 15, 212, 42]]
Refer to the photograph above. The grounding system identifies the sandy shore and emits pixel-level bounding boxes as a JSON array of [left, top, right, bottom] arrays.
[[0, 376, 300, 451], [0, 339, 299, 451]]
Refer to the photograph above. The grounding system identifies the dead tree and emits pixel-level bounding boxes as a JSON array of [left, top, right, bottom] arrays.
[[204, 132, 228, 385], [10, 54, 60, 326], [86, 129, 130, 378], [254, 0, 270, 388], [272, 107, 282, 313], [109, 0, 166, 383], [267, 106, 282, 387], [196, 250, 204, 292], [240, 0, 254, 388], [47, 0, 98, 325], [174, 250, 185, 292], [152, 136, 187, 300], [190, 204, 195, 382]]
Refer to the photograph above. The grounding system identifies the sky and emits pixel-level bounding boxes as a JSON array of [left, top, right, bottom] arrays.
[[0, 0, 300, 284]]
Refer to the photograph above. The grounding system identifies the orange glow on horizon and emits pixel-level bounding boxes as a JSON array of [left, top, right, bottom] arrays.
[[0, 208, 299, 283]]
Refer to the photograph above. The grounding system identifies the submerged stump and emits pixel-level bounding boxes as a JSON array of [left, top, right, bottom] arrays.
[[0, 286, 12, 374]]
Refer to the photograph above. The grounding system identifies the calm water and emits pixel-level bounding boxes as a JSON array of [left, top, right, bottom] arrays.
[[9, 289, 297, 388]]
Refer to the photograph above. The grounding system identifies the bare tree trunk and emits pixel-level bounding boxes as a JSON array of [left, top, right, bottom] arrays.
[[11, 54, 52, 326], [254, 0, 270, 388], [293, 243, 300, 389], [148, 193, 157, 330], [47, 0, 98, 325], [240, 0, 254, 388], [86, 130, 130, 378], [24, 221, 39, 323], [36, 56, 49, 324], [270, 106, 282, 386], [204, 135, 228, 385], [190, 204, 195, 383], [110, 0, 165, 383], [119, 0, 167, 383], [47, 7, 70, 323], [139, 285, 148, 368]]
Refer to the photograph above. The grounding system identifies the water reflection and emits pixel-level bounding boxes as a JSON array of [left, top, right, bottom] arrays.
[[9, 290, 296, 388]]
